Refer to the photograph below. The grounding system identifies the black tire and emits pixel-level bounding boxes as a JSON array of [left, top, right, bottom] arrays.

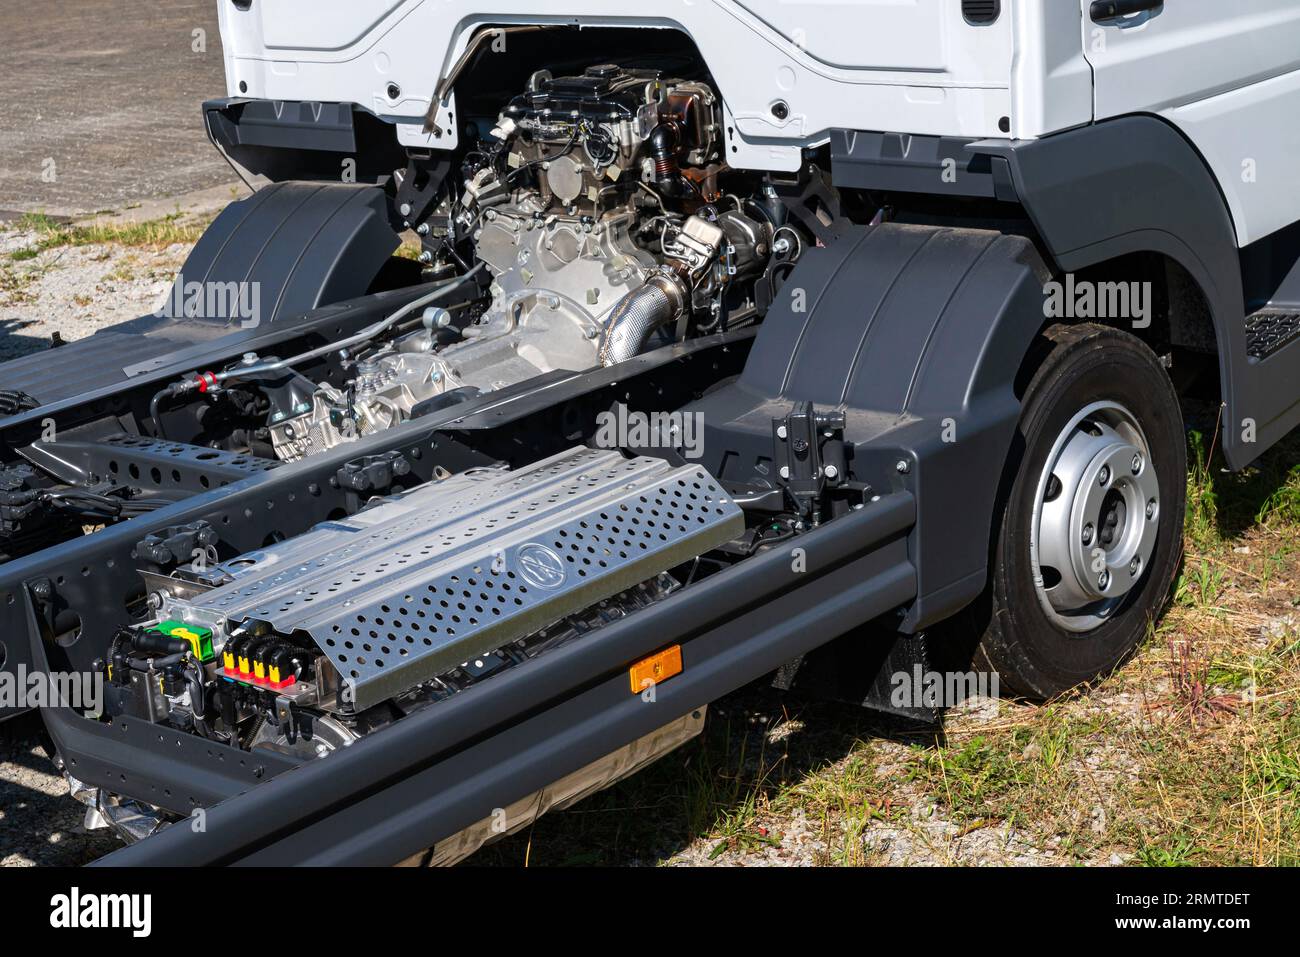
[[974, 323, 1186, 699]]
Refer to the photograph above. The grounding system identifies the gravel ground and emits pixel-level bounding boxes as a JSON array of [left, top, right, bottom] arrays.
[[0, 717, 121, 866], [654, 691, 1138, 868], [0, 233, 192, 359], [0, 188, 240, 360]]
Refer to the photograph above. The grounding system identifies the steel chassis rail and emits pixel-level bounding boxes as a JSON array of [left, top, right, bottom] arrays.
[[95, 490, 915, 865], [4, 314, 756, 830]]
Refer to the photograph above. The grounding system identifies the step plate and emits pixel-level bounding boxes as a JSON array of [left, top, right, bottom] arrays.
[[176, 448, 742, 710], [1245, 310, 1300, 360]]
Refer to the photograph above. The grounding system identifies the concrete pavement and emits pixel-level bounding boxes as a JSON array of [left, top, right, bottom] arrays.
[[0, 0, 233, 217]]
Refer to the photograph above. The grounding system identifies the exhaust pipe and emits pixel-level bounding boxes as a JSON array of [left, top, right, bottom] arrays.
[[598, 272, 687, 366]]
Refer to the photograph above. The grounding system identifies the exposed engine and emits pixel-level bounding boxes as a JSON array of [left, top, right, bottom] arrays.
[[261, 65, 783, 461]]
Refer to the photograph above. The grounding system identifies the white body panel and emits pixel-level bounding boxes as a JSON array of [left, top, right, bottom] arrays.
[[1083, 0, 1300, 246], [218, 1, 1300, 248], [217, 0, 1017, 171]]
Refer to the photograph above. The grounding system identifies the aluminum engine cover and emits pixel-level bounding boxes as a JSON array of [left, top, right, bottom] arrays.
[[171, 448, 742, 710]]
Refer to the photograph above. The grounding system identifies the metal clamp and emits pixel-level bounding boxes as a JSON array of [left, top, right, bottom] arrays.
[[773, 401, 848, 523]]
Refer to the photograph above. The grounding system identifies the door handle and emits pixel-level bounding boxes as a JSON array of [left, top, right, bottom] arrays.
[[1090, 0, 1163, 23]]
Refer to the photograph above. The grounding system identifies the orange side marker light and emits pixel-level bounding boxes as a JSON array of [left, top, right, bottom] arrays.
[[629, 645, 683, 694]]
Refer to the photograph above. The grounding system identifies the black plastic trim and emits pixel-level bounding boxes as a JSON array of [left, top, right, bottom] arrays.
[[970, 116, 1287, 469], [205, 99, 357, 154], [962, 0, 1002, 26], [830, 131, 1007, 199]]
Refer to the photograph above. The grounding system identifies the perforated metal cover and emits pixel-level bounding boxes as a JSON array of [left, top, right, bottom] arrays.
[[178, 448, 742, 709]]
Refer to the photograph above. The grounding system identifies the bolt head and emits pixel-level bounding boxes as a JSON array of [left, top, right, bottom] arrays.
[[896, 459, 911, 475], [776, 424, 788, 440], [399, 202, 412, 217], [1146, 499, 1157, 520], [1082, 523, 1095, 545], [1098, 466, 1111, 486], [1129, 557, 1141, 575], [824, 464, 839, 480], [1098, 570, 1110, 590], [779, 466, 790, 480], [1131, 453, 1143, 474]]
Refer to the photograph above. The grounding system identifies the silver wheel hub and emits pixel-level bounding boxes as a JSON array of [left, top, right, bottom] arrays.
[[1031, 402, 1160, 633]]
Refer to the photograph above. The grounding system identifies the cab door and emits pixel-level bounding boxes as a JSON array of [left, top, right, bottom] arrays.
[[1083, 0, 1300, 245], [1084, 0, 1300, 121]]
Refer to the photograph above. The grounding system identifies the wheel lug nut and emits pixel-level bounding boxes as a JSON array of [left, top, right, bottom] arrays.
[[1082, 523, 1094, 545], [1129, 557, 1141, 575], [1146, 499, 1157, 520], [1098, 570, 1110, 590], [1098, 466, 1111, 486], [1131, 454, 1143, 474]]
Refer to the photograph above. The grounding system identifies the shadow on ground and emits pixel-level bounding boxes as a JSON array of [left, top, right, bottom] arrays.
[[0, 318, 58, 362], [467, 684, 944, 867], [0, 715, 122, 866]]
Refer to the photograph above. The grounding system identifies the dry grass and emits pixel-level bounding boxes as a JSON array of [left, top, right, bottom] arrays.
[[0, 211, 216, 309], [0, 265, 38, 305], [5, 212, 209, 259], [395, 240, 423, 261]]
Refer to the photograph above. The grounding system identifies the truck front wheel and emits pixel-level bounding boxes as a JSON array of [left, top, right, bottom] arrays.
[[974, 323, 1187, 698]]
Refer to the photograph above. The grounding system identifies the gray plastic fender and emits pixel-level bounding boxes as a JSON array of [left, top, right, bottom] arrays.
[[691, 223, 1053, 631], [973, 116, 1283, 469], [170, 180, 400, 326]]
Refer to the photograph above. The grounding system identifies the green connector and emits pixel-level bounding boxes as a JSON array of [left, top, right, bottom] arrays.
[[155, 620, 215, 662]]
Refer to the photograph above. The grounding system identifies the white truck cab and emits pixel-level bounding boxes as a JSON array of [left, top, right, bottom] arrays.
[[217, 1, 1300, 244]]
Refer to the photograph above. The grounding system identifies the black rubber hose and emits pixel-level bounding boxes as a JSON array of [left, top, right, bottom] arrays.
[[148, 388, 171, 440], [184, 664, 207, 720], [127, 652, 186, 671], [132, 631, 189, 656]]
